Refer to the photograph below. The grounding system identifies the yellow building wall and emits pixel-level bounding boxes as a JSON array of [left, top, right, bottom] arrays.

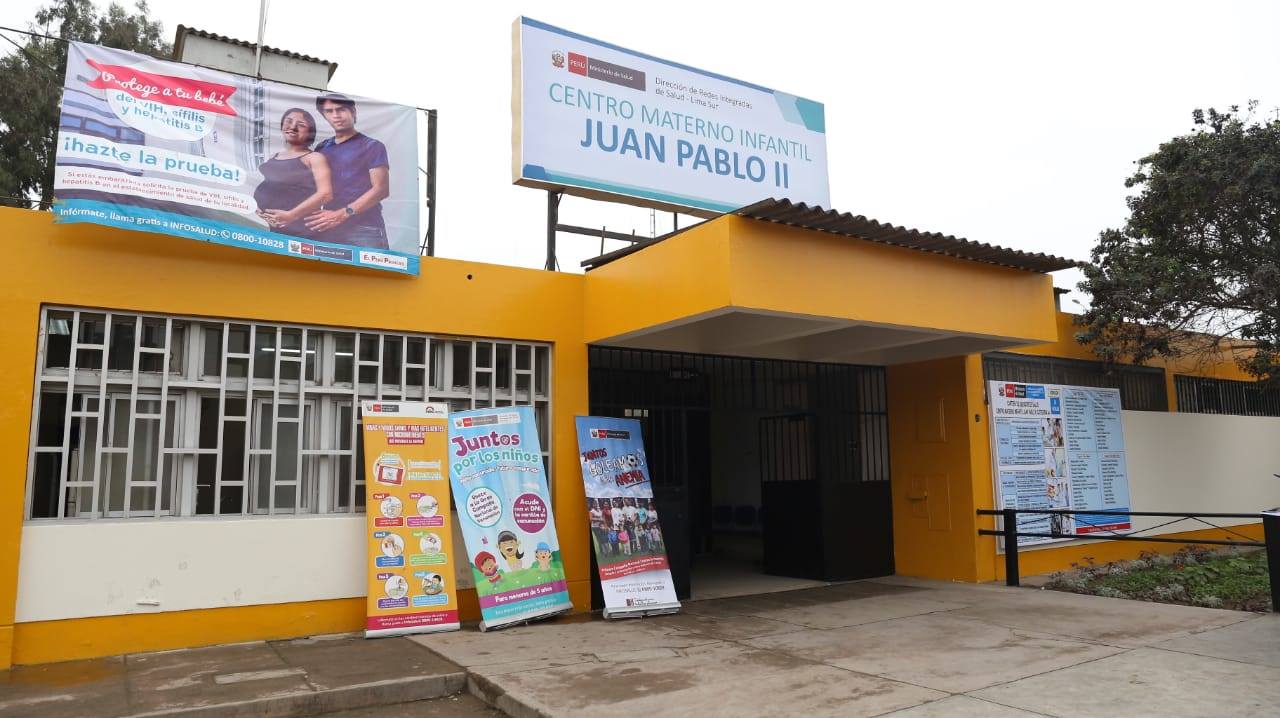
[[583, 219, 734, 343], [0, 208, 592, 666], [585, 215, 1059, 346], [5, 207, 1258, 664], [1015, 312, 1255, 411], [727, 217, 1058, 343]]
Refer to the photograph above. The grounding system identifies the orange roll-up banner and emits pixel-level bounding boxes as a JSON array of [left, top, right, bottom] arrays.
[[361, 401, 459, 637]]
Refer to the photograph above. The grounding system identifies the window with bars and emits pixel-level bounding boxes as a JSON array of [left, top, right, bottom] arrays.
[[1174, 375, 1280, 417], [982, 352, 1168, 412], [26, 307, 552, 521]]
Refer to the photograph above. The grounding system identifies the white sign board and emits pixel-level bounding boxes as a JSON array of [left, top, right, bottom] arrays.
[[988, 381, 1133, 547], [513, 17, 830, 216]]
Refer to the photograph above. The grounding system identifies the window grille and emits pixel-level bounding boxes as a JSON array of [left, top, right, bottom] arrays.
[[26, 307, 552, 521], [588, 347, 890, 484], [982, 352, 1168, 412], [1174, 375, 1280, 417]]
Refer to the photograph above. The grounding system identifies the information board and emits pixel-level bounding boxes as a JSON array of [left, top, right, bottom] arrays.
[[448, 406, 573, 631], [361, 401, 458, 637], [988, 382, 1132, 546], [514, 17, 829, 215], [575, 416, 681, 619], [56, 42, 422, 274]]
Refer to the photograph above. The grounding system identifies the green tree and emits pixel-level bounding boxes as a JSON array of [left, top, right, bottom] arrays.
[[0, 0, 168, 210], [1076, 102, 1280, 383]]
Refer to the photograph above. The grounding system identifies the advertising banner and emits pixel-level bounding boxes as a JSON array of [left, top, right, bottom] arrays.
[[449, 406, 572, 631], [513, 17, 830, 216], [988, 382, 1133, 547], [55, 42, 421, 274], [574, 416, 681, 618], [361, 401, 458, 637]]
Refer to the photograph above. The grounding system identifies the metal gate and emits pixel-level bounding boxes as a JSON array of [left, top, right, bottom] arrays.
[[589, 347, 893, 598]]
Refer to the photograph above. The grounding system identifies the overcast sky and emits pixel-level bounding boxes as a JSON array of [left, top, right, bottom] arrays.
[[6, 1, 1278, 307]]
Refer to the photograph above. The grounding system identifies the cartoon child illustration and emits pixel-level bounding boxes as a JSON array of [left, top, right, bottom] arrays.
[[496, 530, 525, 571], [474, 551, 502, 585], [422, 573, 444, 595], [534, 542, 553, 571]]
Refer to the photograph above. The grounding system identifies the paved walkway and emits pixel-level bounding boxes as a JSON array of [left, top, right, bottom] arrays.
[[2, 578, 1277, 717], [413, 577, 1280, 717], [0, 633, 464, 717]]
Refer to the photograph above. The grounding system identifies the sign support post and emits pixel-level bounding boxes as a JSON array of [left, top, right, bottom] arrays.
[[545, 190, 561, 271]]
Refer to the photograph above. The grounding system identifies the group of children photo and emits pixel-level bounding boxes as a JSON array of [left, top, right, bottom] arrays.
[[587, 496, 665, 565]]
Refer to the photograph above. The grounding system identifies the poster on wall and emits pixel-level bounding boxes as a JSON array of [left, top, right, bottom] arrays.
[[449, 406, 573, 631], [574, 416, 681, 619], [988, 382, 1132, 547], [513, 17, 830, 216], [361, 402, 459, 637], [54, 42, 422, 274]]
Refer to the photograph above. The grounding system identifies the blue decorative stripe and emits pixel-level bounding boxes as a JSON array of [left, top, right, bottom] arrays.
[[520, 16, 823, 111], [53, 198, 419, 275], [794, 98, 826, 134], [524, 164, 740, 214], [771, 92, 826, 134], [484, 593, 572, 622]]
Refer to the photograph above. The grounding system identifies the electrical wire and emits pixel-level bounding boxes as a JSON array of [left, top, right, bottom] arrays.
[[0, 28, 59, 75], [0, 23, 63, 43]]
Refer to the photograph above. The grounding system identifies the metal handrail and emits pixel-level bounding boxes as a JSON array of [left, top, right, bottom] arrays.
[[976, 507, 1280, 613], [978, 508, 1262, 520]]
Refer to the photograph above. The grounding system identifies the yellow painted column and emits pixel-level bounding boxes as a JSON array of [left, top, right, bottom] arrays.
[[0, 297, 39, 670], [888, 355, 991, 582]]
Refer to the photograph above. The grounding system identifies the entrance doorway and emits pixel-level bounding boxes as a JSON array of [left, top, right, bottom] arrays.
[[588, 347, 893, 603]]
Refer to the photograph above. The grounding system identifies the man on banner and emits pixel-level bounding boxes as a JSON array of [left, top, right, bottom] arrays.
[[305, 93, 391, 249], [52, 43, 421, 273]]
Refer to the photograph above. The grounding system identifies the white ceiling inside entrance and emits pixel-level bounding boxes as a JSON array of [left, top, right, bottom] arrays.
[[593, 308, 1032, 365]]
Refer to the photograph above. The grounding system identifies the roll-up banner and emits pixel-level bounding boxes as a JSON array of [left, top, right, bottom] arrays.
[[361, 401, 459, 637], [55, 42, 422, 274], [449, 406, 573, 631], [574, 416, 680, 619]]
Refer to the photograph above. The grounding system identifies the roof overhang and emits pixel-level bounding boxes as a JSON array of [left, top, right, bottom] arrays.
[[583, 211, 1062, 364], [173, 25, 339, 86]]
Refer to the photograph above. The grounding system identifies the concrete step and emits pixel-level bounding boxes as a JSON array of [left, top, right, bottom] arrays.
[[0, 634, 466, 718]]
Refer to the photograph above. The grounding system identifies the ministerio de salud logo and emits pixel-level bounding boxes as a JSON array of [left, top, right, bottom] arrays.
[[551, 51, 565, 68]]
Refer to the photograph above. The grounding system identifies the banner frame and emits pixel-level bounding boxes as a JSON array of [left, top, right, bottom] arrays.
[[55, 41, 423, 274], [449, 406, 573, 632], [361, 401, 460, 638], [575, 415, 682, 619]]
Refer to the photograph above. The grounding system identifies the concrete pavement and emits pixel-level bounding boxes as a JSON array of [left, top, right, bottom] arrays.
[[412, 577, 1280, 717], [2, 578, 1276, 717], [0, 633, 465, 718]]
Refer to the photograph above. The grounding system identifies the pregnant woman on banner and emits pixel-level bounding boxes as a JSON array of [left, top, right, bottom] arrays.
[[254, 108, 332, 238]]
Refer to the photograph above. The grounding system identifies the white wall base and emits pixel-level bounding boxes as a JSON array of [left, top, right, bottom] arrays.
[[16, 515, 366, 623]]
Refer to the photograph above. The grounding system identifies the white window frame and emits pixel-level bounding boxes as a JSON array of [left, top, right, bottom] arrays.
[[25, 306, 554, 522]]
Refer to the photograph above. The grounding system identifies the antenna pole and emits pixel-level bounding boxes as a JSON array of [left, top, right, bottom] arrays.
[[254, 0, 268, 77]]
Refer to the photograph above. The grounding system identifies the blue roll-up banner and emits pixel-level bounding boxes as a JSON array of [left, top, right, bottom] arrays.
[[575, 416, 681, 619], [448, 406, 572, 631]]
